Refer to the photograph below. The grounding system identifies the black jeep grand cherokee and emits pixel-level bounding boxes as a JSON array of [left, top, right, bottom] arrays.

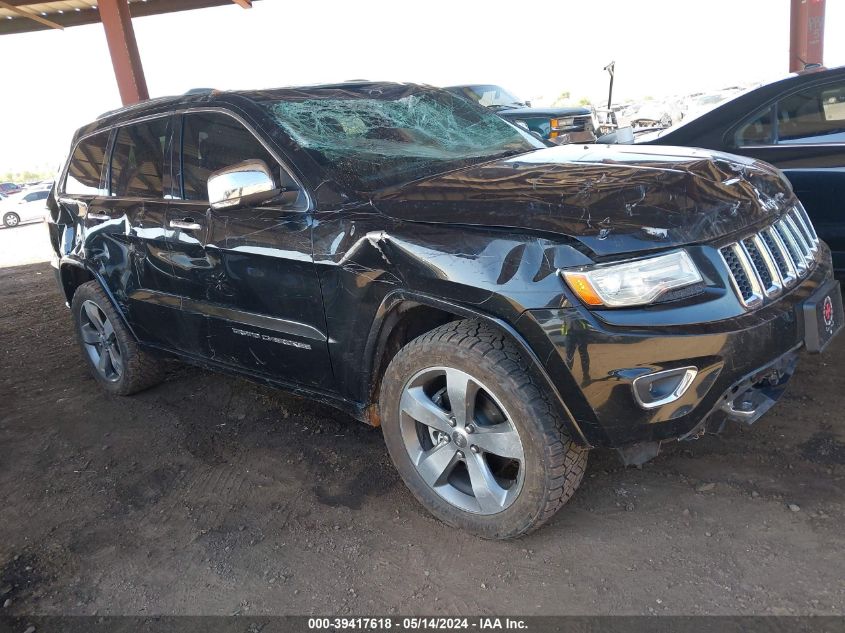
[[47, 82, 842, 539]]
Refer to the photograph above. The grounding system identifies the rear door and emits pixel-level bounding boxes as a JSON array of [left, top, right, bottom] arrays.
[[163, 109, 333, 389], [98, 116, 180, 346]]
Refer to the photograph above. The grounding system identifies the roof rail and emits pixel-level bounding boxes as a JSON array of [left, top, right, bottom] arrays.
[[96, 95, 178, 120], [96, 89, 219, 120]]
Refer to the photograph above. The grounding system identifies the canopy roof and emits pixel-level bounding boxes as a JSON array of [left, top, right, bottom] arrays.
[[0, 0, 252, 35]]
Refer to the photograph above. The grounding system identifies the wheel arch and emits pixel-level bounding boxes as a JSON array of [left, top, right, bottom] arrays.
[[59, 259, 139, 342], [362, 290, 591, 447], [58, 259, 95, 305]]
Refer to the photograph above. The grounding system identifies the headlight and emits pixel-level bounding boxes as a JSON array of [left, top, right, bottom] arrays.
[[550, 117, 575, 130], [561, 250, 703, 307]]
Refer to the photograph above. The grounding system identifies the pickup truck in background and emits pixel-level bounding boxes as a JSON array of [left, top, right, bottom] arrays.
[[445, 84, 596, 142]]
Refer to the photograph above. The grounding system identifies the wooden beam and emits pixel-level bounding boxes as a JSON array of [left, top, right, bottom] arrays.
[[98, 0, 149, 105], [1, 0, 65, 6], [0, 0, 63, 29], [230, 0, 252, 7]]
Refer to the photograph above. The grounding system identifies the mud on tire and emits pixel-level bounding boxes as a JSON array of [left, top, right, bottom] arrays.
[[380, 319, 588, 539]]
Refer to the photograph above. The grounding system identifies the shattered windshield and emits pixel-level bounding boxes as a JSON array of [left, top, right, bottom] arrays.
[[260, 86, 543, 192]]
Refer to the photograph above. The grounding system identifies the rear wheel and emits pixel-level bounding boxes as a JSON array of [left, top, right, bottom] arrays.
[[3, 212, 20, 228], [71, 281, 165, 395], [380, 320, 587, 539]]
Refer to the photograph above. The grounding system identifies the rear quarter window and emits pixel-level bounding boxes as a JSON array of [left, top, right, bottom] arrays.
[[64, 131, 111, 195]]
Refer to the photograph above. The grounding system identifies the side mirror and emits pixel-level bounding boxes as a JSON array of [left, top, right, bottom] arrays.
[[208, 159, 279, 210]]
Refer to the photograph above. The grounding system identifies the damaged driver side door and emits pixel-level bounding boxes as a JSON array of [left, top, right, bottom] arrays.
[[163, 109, 334, 390]]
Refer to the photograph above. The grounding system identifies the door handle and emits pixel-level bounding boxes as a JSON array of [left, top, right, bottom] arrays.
[[170, 219, 202, 231], [88, 213, 110, 221]]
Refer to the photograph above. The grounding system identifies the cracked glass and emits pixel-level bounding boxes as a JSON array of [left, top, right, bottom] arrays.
[[260, 86, 544, 192]]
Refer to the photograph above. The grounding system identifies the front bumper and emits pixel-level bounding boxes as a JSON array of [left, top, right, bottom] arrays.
[[518, 250, 839, 450]]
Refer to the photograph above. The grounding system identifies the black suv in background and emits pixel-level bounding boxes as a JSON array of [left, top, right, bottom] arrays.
[[639, 66, 845, 276], [48, 82, 842, 538]]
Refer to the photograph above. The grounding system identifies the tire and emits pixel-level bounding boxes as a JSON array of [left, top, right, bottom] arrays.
[[71, 281, 165, 395], [3, 212, 20, 228], [380, 319, 588, 539]]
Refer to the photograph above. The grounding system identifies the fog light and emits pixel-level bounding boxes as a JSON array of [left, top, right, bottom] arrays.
[[632, 366, 698, 409]]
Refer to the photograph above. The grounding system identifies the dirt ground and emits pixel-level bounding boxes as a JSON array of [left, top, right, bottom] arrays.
[[0, 221, 843, 616]]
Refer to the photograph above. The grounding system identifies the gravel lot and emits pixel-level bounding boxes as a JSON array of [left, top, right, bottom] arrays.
[[1, 221, 843, 616]]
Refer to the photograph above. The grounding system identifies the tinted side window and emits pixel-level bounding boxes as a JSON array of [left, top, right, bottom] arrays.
[[110, 118, 171, 198], [24, 191, 48, 202], [65, 131, 110, 195], [180, 112, 278, 201], [821, 84, 845, 125], [735, 106, 774, 146], [777, 82, 845, 144]]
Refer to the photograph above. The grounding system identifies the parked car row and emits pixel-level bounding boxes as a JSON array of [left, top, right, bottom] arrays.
[[1, 183, 52, 228], [46, 80, 841, 538], [0, 181, 22, 196]]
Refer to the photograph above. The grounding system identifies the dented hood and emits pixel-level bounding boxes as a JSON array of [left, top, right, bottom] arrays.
[[372, 144, 791, 257]]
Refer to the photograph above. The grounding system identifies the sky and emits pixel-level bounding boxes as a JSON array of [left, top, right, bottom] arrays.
[[0, 0, 843, 174]]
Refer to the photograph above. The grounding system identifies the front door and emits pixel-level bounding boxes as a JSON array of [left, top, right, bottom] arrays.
[[163, 110, 333, 390]]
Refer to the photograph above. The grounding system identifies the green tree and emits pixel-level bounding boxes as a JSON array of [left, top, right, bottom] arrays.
[[1, 170, 53, 184], [552, 90, 571, 106]]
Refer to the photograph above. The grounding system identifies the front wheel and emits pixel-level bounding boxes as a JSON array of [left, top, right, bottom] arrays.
[[380, 320, 588, 539], [3, 212, 20, 228]]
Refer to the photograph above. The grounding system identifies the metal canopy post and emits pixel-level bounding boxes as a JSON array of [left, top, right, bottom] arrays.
[[789, 0, 826, 72], [98, 0, 149, 105]]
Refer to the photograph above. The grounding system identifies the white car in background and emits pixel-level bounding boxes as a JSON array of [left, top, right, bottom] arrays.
[[1, 188, 51, 228]]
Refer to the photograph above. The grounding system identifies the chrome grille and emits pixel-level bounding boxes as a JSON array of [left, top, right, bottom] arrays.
[[719, 204, 819, 308], [742, 239, 770, 288], [721, 245, 759, 304], [775, 219, 806, 275]]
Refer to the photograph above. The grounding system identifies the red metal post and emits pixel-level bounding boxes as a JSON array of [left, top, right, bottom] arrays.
[[98, 0, 149, 105], [790, 0, 826, 72]]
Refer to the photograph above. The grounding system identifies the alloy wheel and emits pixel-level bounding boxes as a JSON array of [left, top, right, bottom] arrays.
[[3, 213, 19, 227], [398, 367, 525, 514], [79, 300, 123, 382]]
